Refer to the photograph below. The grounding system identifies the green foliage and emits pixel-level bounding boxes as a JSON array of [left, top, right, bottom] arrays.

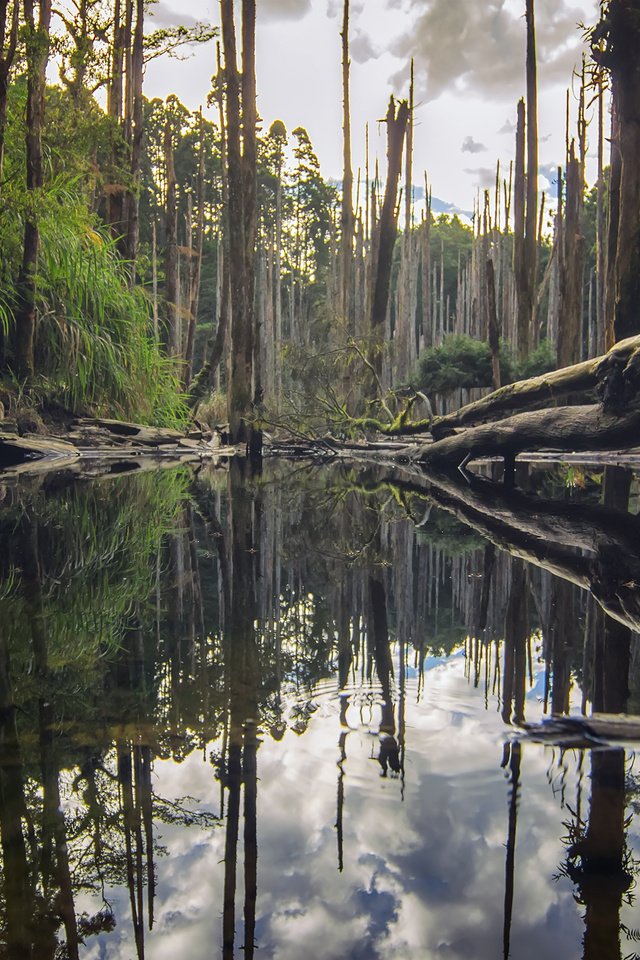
[[429, 214, 475, 308], [519, 339, 556, 379], [414, 334, 556, 396], [0, 470, 189, 693], [415, 334, 509, 394], [0, 181, 186, 423]]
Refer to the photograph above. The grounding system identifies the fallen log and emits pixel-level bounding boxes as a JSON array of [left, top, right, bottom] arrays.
[[0, 434, 80, 473], [411, 403, 640, 468], [428, 333, 640, 437]]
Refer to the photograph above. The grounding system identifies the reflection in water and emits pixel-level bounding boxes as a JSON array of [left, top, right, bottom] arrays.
[[0, 463, 638, 957]]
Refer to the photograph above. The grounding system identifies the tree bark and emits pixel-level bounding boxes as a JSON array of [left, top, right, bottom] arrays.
[[593, 1, 640, 342], [524, 0, 538, 352], [222, 0, 257, 450], [184, 111, 205, 386], [124, 0, 144, 276], [413, 402, 640, 467], [370, 97, 409, 381], [513, 98, 527, 359], [340, 0, 354, 328], [164, 114, 179, 357], [0, 0, 19, 193], [426, 333, 640, 436], [14, 0, 52, 380]]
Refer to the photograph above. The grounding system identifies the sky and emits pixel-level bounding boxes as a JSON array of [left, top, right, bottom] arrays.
[[144, 0, 603, 213]]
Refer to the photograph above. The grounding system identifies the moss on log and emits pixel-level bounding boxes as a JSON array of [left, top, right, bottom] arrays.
[[412, 403, 640, 467], [428, 333, 640, 437]]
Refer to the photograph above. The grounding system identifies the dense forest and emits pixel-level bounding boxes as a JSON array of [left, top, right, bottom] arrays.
[[0, 0, 639, 458]]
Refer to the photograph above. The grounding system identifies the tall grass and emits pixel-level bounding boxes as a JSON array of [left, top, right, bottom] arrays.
[[1, 178, 186, 425]]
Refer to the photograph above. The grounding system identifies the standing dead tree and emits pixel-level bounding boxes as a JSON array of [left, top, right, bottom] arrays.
[[369, 96, 409, 385], [591, 0, 640, 343], [221, 0, 261, 455], [340, 0, 354, 329]]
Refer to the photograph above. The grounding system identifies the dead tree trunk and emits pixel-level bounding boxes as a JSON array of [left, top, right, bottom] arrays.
[[524, 0, 539, 351], [557, 141, 585, 366], [513, 99, 527, 359], [340, 0, 354, 328], [164, 114, 179, 358], [241, 0, 261, 459], [370, 96, 409, 382], [184, 111, 205, 386], [124, 0, 144, 277], [592, 0, 640, 342], [222, 0, 260, 454]]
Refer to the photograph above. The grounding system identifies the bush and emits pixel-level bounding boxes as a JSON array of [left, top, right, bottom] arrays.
[[414, 334, 514, 395], [413, 334, 556, 396]]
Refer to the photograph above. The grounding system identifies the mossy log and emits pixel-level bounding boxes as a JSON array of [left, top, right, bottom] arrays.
[[428, 333, 640, 438], [411, 403, 640, 468]]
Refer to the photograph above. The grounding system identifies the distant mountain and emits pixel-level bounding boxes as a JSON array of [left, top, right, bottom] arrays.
[[328, 179, 473, 222]]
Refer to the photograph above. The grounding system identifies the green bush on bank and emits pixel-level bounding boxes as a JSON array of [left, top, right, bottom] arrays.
[[413, 334, 556, 396]]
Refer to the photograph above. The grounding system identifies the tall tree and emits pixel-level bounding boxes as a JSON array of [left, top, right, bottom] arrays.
[[369, 96, 409, 381], [14, 0, 52, 379], [524, 0, 539, 350], [221, 0, 260, 454], [340, 0, 354, 327], [0, 0, 19, 192], [592, 0, 640, 342]]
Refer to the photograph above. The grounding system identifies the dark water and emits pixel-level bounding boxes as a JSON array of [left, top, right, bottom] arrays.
[[1, 459, 640, 959]]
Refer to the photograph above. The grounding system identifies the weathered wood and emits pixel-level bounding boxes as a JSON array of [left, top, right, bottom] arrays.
[[428, 333, 640, 437], [0, 434, 80, 472], [413, 403, 640, 466]]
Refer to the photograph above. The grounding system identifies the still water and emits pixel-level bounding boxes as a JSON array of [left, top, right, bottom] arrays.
[[1, 459, 639, 959]]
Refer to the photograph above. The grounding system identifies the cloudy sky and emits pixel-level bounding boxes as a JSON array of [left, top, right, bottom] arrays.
[[145, 0, 602, 211]]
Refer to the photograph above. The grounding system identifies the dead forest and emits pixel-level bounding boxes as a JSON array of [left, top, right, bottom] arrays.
[[0, 1, 639, 465]]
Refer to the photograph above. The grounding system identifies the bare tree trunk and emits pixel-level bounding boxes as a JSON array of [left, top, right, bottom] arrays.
[[184, 111, 205, 386], [594, 1, 640, 343], [370, 97, 409, 381], [487, 258, 501, 389], [14, 0, 52, 380], [596, 73, 606, 352], [124, 0, 144, 277], [340, 0, 354, 327], [222, 0, 260, 452], [524, 0, 539, 350], [164, 114, 179, 358], [242, 0, 261, 459], [513, 98, 527, 360], [557, 139, 585, 367], [107, 0, 131, 244]]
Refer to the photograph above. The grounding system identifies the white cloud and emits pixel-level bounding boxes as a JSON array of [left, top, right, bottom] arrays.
[[388, 0, 595, 103], [462, 135, 487, 154]]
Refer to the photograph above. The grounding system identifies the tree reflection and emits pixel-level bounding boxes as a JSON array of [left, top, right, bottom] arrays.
[[0, 461, 637, 956]]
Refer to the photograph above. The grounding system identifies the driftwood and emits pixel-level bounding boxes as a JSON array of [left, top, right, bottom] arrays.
[[429, 333, 640, 437], [0, 434, 80, 474], [411, 403, 640, 469], [0, 417, 238, 477]]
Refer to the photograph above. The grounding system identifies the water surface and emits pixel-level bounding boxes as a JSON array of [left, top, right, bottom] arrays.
[[0, 460, 639, 959]]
